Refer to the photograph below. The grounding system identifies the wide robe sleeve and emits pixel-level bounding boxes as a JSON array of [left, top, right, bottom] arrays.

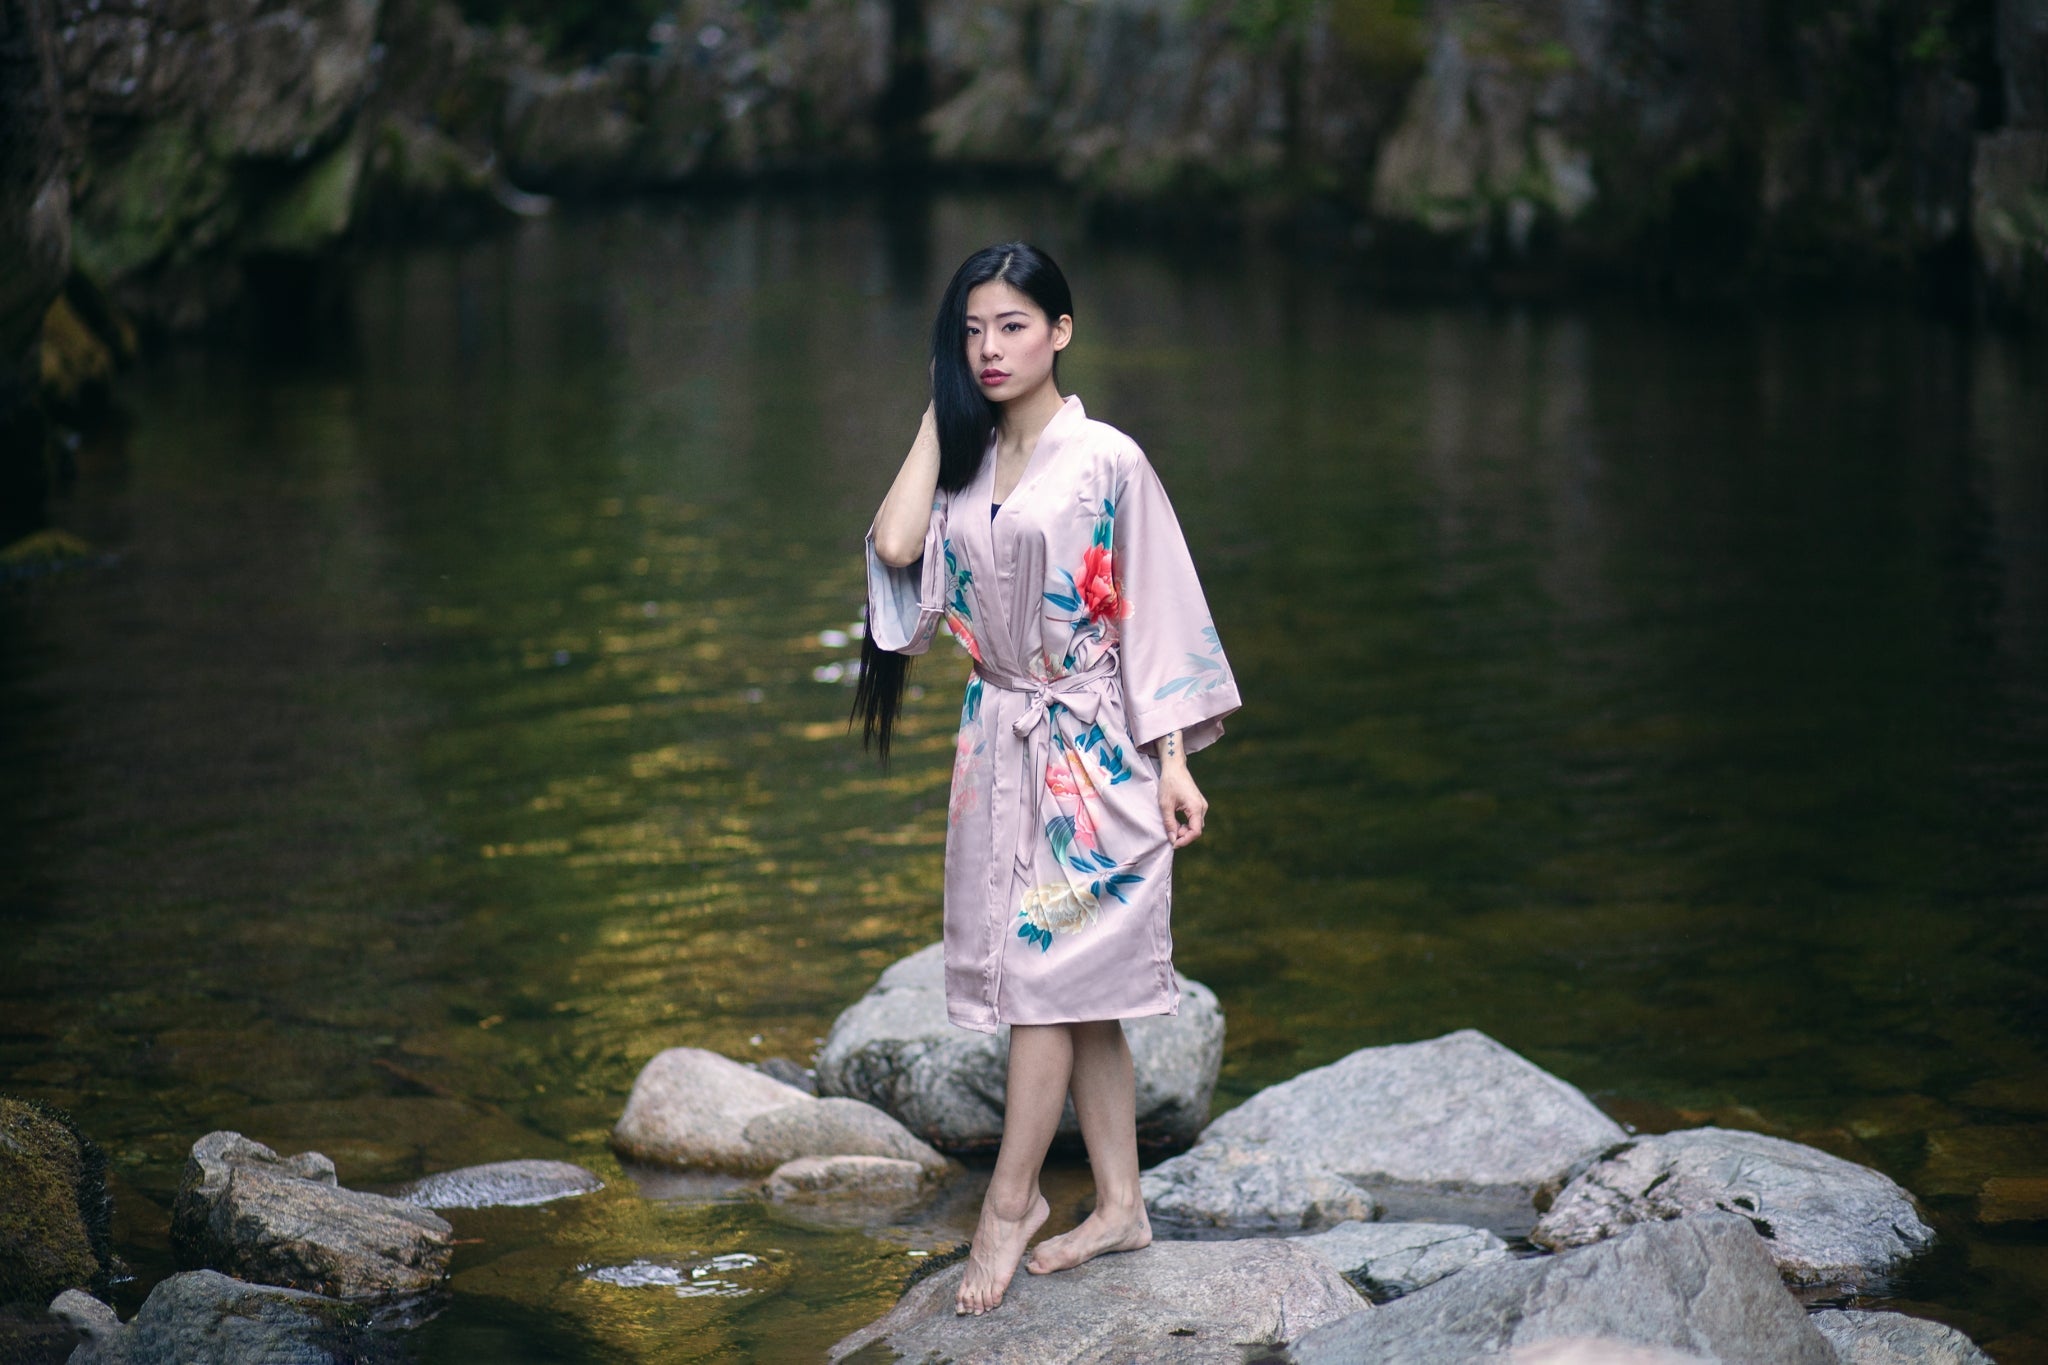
[[1113, 446, 1241, 754], [864, 494, 948, 655]]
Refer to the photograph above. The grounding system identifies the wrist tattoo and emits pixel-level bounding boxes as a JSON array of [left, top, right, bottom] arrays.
[[1164, 733, 1178, 759]]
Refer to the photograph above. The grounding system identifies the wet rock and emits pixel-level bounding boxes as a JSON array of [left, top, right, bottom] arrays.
[[1140, 1029, 1625, 1233], [1530, 1126, 1935, 1289], [760, 1155, 936, 1207], [829, 1238, 1365, 1362], [0, 1097, 113, 1307], [612, 1046, 951, 1177], [50, 1270, 388, 1365], [171, 1132, 453, 1300], [392, 1160, 602, 1210], [1809, 1309, 1995, 1365], [815, 942, 1224, 1153], [1289, 1220, 1512, 1300], [1289, 1212, 1835, 1364]]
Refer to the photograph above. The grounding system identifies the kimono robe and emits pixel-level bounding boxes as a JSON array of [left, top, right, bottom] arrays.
[[865, 393, 1241, 1033]]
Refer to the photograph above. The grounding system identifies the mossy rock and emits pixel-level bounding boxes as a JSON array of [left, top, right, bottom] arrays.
[[0, 1096, 113, 1309]]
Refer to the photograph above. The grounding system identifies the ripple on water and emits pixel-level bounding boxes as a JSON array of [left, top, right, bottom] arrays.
[[583, 1253, 765, 1298]]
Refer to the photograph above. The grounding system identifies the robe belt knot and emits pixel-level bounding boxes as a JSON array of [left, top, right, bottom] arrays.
[[972, 651, 1121, 739]]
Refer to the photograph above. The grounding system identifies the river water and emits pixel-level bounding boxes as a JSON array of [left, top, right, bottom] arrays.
[[4, 192, 2045, 1361]]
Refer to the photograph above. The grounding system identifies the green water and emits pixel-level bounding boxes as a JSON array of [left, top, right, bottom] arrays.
[[4, 192, 2045, 1361]]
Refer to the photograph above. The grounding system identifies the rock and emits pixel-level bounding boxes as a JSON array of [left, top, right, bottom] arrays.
[[1363, 0, 1608, 266], [50, 1270, 387, 1365], [391, 1160, 602, 1210], [814, 942, 1224, 1153], [1140, 1029, 1625, 1233], [1289, 1220, 1512, 1300], [1289, 1212, 1836, 1364], [611, 1046, 951, 1177], [0, 0, 71, 373], [171, 1131, 453, 1300], [752, 1057, 817, 1094], [829, 1238, 1366, 1363], [1530, 1126, 1935, 1289], [1972, 130, 2048, 324], [761, 1155, 935, 1207], [1979, 1174, 2048, 1223], [1808, 1309, 1995, 1365], [1146, 1148, 1384, 1233], [0, 1097, 113, 1307]]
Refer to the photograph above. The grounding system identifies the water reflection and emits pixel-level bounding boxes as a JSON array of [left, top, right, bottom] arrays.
[[2, 192, 2044, 1360]]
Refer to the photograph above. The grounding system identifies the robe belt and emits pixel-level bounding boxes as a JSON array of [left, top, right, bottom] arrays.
[[972, 650, 1123, 895], [971, 649, 1121, 738]]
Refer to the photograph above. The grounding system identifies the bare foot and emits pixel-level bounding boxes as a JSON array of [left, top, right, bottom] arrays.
[[955, 1188, 1050, 1315], [1025, 1197, 1151, 1274]]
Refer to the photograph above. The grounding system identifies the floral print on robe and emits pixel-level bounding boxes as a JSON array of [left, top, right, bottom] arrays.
[[865, 393, 1241, 1033]]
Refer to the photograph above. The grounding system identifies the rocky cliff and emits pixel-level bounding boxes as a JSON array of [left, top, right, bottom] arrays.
[[2, 0, 2044, 526]]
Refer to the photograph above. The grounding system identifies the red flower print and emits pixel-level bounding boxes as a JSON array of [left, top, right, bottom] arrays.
[[1078, 545, 1123, 625], [945, 614, 983, 662]]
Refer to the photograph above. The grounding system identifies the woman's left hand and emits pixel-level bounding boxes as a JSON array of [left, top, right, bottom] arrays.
[[1158, 765, 1208, 848]]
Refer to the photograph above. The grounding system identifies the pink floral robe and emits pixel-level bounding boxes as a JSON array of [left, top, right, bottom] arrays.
[[865, 393, 1241, 1033]]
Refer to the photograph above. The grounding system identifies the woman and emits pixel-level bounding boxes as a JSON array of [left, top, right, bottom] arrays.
[[855, 242, 1240, 1316]]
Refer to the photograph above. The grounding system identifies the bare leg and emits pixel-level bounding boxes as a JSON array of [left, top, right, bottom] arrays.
[[956, 1023, 1066, 1314], [1026, 1019, 1152, 1273]]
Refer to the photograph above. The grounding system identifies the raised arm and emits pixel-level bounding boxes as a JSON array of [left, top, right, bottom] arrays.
[[872, 403, 943, 567]]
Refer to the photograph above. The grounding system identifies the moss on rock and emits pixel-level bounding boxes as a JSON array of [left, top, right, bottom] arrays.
[[0, 1097, 113, 1309]]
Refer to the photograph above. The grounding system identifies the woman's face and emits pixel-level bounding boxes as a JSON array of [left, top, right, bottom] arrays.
[[964, 280, 1071, 402]]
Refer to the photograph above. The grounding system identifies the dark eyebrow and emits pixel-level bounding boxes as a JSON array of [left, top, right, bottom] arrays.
[[965, 310, 1033, 322]]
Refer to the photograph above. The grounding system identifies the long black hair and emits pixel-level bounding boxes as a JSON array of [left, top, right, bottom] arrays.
[[852, 242, 1075, 760]]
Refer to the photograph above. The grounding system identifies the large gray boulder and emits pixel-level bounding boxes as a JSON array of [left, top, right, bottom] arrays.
[[828, 1238, 1367, 1363], [1289, 1220, 1512, 1300], [1530, 1127, 1935, 1289], [814, 942, 1224, 1153], [611, 1046, 951, 1176], [1140, 1029, 1626, 1233], [50, 1271, 387, 1364], [391, 1159, 602, 1210], [170, 1132, 453, 1300], [1288, 1212, 1837, 1364], [1808, 1309, 1995, 1365]]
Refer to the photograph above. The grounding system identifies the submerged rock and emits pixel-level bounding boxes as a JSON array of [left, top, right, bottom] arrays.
[[1808, 1309, 1994, 1365], [760, 1155, 937, 1208], [0, 1097, 114, 1307], [50, 1270, 389, 1364], [828, 1238, 1365, 1363], [392, 1160, 602, 1210], [1530, 1126, 1935, 1289], [1289, 1220, 1512, 1300], [1289, 1212, 1835, 1364], [611, 1046, 951, 1176], [1140, 1030, 1625, 1233], [814, 942, 1224, 1153], [171, 1132, 453, 1300]]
